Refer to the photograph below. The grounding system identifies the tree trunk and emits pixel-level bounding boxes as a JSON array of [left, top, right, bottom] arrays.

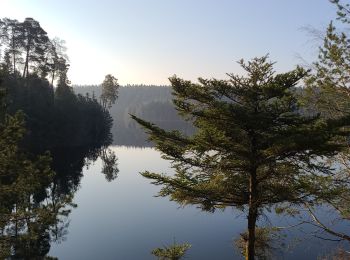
[[23, 40, 30, 79], [14, 204, 18, 254], [26, 55, 29, 78], [12, 34, 16, 75], [246, 169, 258, 260], [22, 59, 27, 78], [13, 51, 15, 74], [51, 69, 55, 85]]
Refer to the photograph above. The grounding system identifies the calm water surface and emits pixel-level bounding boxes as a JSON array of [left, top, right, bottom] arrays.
[[49, 146, 348, 259]]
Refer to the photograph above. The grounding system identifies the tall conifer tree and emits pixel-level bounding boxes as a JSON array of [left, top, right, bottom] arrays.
[[132, 56, 349, 259]]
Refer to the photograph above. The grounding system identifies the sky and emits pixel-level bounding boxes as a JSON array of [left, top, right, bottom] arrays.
[[0, 0, 339, 85]]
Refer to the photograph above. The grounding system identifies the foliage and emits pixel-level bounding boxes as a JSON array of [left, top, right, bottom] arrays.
[[100, 74, 120, 109], [331, 0, 350, 24], [0, 17, 117, 258], [101, 148, 119, 181], [0, 17, 113, 153], [302, 0, 350, 243], [133, 56, 349, 259], [0, 17, 68, 83], [235, 227, 285, 260], [151, 241, 191, 260], [0, 72, 64, 258], [0, 110, 76, 258], [305, 21, 350, 118]]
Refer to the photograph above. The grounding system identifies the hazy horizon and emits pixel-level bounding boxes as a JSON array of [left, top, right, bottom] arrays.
[[0, 0, 338, 85]]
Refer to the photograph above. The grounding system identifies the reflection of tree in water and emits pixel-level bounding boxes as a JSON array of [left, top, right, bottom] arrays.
[[100, 148, 119, 182], [0, 144, 118, 259], [0, 17, 119, 258], [0, 172, 70, 258], [234, 227, 287, 260], [0, 184, 74, 259]]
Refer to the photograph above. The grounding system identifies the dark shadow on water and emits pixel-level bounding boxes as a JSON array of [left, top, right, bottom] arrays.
[[0, 142, 118, 259]]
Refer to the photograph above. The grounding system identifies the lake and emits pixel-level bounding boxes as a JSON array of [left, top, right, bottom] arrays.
[[48, 146, 349, 259]]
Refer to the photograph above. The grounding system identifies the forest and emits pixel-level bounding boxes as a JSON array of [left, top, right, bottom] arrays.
[[0, 18, 117, 258], [2, 1, 350, 260]]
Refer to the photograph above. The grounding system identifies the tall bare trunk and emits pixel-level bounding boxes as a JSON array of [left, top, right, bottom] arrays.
[[12, 34, 16, 75], [13, 51, 15, 74], [22, 60, 27, 78], [51, 70, 55, 85], [23, 40, 30, 79]]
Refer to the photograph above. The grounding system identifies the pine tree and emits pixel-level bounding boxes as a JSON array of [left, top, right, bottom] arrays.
[[100, 74, 119, 109], [20, 18, 51, 79], [0, 69, 60, 258], [132, 56, 349, 260], [151, 241, 191, 260], [302, 0, 350, 243], [305, 21, 350, 119]]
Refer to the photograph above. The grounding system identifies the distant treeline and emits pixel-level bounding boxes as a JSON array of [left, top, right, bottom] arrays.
[[74, 84, 195, 146]]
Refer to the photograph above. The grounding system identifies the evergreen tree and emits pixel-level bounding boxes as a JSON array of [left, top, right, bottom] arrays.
[[47, 37, 68, 85], [100, 74, 119, 109], [20, 18, 51, 79], [0, 18, 69, 84], [305, 21, 350, 119], [152, 241, 191, 260], [0, 18, 23, 76], [132, 56, 349, 260], [0, 69, 57, 258], [302, 0, 350, 243], [0, 17, 115, 258]]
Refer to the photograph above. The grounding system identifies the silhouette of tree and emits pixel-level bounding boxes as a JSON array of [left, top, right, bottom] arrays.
[[100, 74, 119, 109], [20, 18, 50, 79], [0, 19, 23, 76]]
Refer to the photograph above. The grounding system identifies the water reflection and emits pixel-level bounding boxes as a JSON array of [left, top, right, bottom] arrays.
[[100, 148, 119, 182], [2, 128, 349, 259], [46, 146, 349, 260], [112, 118, 194, 147], [0, 144, 118, 259]]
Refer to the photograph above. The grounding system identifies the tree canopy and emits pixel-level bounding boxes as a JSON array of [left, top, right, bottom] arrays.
[[100, 74, 120, 109], [0, 17, 113, 153], [0, 17, 116, 258], [132, 56, 350, 259], [301, 0, 350, 243], [0, 17, 68, 84]]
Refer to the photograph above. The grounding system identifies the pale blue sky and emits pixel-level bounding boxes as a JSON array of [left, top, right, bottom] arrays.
[[0, 0, 337, 85]]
